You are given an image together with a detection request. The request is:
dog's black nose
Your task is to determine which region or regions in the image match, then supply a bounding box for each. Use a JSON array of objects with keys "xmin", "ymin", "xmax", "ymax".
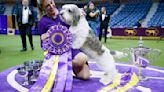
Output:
[{"xmin": 60, "ymin": 12, "xmax": 63, "ymax": 16}]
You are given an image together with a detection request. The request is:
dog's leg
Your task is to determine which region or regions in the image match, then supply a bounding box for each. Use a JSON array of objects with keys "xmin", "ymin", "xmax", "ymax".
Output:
[
  {"xmin": 94, "ymin": 46, "xmax": 118, "ymax": 85},
  {"xmin": 97, "ymin": 54, "xmax": 118, "ymax": 85},
  {"xmin": 110, "ymin": 50, "xmax": 128, "ymax": 59}
]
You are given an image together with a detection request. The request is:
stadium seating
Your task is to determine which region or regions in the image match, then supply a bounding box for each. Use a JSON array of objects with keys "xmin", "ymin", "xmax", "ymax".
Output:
[
  {"xmin": 0, "ymin": 4, "xmax": 5, "ymax": 15},
  {"xmin": 12, "ymin": 4, "xmax": 18, "ymax": 15},
  {"xmin": 110, "ymin": 1, "xmax": 152, "ymax": 28},
  {"xmin": 147, "ymin": 2, "xmax": 164, "ymax": 27},
  {"xmin": 97, "ymin": 3, "xmax": 120, "ymax": 15}
]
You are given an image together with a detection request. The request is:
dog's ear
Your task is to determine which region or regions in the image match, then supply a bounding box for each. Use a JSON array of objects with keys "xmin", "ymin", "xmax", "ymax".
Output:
[{"xmin": 72, "ymin": 6, "xmax": 80, "ymax": 26}]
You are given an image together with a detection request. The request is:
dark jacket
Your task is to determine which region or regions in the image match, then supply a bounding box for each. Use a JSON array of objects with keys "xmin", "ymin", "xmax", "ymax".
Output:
[
  {"xmin": 16, "ymin": 5, "xmax": 35, "ymax": 26},
  {"xmin": 99, "ymin": 13, "xmax": 110, "ymax": 27},
  {"xmin": 86, "ymin": 8, "xmax": 99, "ymax": 22}
]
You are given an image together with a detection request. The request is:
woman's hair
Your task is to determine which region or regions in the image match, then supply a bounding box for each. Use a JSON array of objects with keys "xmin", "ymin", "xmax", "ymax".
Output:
[
  {"xmin": 37, "ymin": 0, "xmax": 44, "ymax": 19},
  {"xmin": 37, "ymin": 0, "xmax": 58, "ymax": 19}
]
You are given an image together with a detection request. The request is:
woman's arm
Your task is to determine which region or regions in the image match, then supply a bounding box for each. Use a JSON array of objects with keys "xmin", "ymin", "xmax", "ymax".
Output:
[{"xmin": 89, "ymin": 10, "xmax": 99, "ymax": 17}]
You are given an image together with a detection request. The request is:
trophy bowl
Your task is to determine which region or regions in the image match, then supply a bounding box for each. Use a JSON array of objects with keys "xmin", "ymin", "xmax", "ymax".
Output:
[
  {"xmin": 122, "ymin": 37, "xmax": 161, "ymax": 81},
  {"xmin": 17, "ymin": 67, "xmax": 29, "ymax": 85}
]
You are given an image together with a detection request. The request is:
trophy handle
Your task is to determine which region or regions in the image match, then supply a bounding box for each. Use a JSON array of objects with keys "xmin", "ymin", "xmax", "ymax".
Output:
[
  {"xmin": 149, "ymin": 49, "xmax": 161, "ymax": 62},
  {"xmin": 122, "ymin": 48, "xmax": 132, "ymax": 62}
]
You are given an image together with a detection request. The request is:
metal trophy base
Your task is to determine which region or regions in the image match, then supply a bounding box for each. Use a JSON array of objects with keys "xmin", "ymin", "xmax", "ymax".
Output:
[
  {"xmin": 122, "ymin": 37, "xmax": 161, "ymax": 82},
  {"xmin": 22, "ymin": 81, "xmax": 29, "ymax": 86},
  {"xmin": 137, "ymin": 66, "xmax": 149, "ymax": 81}
]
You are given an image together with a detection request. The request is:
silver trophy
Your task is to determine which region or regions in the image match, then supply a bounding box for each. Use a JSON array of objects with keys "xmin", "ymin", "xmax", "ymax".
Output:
[
  {"xmin": 30, "ymin": 60, "xmax": 40, "ymax": 82},
  {"xmin": 17, "ymin": 67, "xmax": 29, "ymax": 85},
  {"xmin": 17, "ymin": 60, "xmax": 43, "ymax": 85},
  {"xmin": 122, "ymin": 37, "xmax": 161, "ymax": 81}
]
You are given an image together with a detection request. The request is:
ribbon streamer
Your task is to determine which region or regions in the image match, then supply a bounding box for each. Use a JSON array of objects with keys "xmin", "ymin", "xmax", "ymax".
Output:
[
  {"xmin": 52, "ymin": 51, "xmax": 70, "ymax": 92},
  {"xmin": 29, "ymin": 55, "xmax": 57, "ymax": 92},
  {"xmin": 41, "ymin": 55, "xmax": 59, "ymax": 92},
  {"xmin": 64, "ymin": 51, "xmax": 73, "ymax": 92},
  {"xmin": 30, "ymin": 24, "xmax": 73, "ymax": 92}
]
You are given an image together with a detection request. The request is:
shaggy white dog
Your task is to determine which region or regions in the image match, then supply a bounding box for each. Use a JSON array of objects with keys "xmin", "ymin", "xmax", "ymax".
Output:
[{"xmin": 60, "ymin": 4, "xmax": 125, "ymax": 85}]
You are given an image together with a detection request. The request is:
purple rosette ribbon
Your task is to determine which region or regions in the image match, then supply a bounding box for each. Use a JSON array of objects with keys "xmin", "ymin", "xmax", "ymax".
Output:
[
  {"xmin": 42, "ymin": 24, "xmax": 73, "ymax": 55},
  {"xmin": 29, "ymin": 24, "xmax": 73, "ymax": 92}
]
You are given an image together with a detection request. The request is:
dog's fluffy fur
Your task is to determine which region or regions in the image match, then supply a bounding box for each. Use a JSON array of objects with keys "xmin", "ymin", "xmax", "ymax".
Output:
[{"xmin": 60, "ymin": 4, "xmax": 125, "ymax": 84}]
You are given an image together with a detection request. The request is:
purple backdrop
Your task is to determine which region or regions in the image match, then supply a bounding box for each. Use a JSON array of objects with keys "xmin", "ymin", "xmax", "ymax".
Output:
[
  {"xmin": 111, "ymin": 27, "xmax": 164, "ymax": 37},
  {"xmin": 0, "ymin": 15, "xmax": 7, "ymax": 34}
]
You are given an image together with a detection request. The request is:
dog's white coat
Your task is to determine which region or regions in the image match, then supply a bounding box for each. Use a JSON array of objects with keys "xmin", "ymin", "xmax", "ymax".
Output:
[{"xmin": 60, "ymin": 4, "xmax": 125, "ymax": 84}]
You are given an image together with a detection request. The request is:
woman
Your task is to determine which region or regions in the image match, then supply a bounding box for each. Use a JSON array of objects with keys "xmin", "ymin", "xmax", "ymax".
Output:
[
  {"xmin": 86, "ymin": 2, "xmax": 99, "ymax": 36},
  {"xmin": 38, "ymin": 0, "xmax": 90, "ymax": 80}
]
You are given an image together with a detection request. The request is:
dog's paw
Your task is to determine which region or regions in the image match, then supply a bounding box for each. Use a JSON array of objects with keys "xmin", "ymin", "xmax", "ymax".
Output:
[
  {"xmin": 99, "ymin": 75, "xmax": 113, "ymax": 85},
  {"xmin": 113, "ymin": 51, "xmax": 128, "ymax": 59}
]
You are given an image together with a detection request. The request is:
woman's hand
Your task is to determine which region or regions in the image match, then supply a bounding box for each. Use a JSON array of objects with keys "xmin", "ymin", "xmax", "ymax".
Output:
[{"xmin": 41, "ymin": 33, "xmax": 49, "ymax": 40}]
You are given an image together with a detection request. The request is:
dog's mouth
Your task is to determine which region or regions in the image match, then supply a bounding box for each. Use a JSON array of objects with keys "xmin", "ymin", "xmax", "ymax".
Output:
[
  {"xmin": 60, "ymin": 14, "xmax": 67, "ymax": 23},
  {"xmin": 60, "ymin": 15, "xmax": 65, "ymax": 21},
  {"xmin": 60, "ymin": 15, "xmax": 72, "ymax": 25}
]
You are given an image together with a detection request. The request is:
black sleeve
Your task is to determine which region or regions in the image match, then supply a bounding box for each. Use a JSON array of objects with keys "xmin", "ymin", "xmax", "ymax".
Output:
[
  {"xmin": 16, "ymin": 6, "xmax": 21, "ymax": 25},
  {"xmin": 86, "ymin": 10, "xmax": 90, "ymax": 16},
  {"xmin": 29, "ymin": 6, "xmax": 35, "ymax": 25},
  {"xmin": 99, "ymin": 14, "xmax": 102, "ymax": 22},
  {"xmin": 107, "ymin": 14, "xmax": 110, "ymax": 23}
]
